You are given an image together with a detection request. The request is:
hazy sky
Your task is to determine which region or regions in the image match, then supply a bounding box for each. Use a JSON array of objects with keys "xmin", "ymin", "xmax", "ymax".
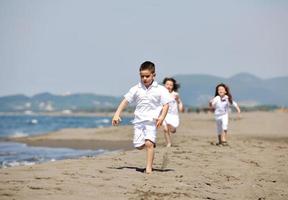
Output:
[{"xmin": 0, "ymin": 0, "xmax": 287, "ymax": 96}]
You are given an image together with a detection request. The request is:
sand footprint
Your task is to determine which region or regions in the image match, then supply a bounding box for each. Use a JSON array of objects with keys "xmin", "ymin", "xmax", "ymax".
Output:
[
  {"xmin": 240, "ymin": 159, "xmax": 261, "ymax": 167},
  {"xmin": 161, "ymin": 151, "xmax": 169, "ymax": 170}
]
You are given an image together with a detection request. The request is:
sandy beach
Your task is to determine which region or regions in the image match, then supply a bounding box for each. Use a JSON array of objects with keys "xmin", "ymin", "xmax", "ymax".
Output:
[{"xmin": 0, "ymin": 111, "xmax": 288, "ymax": 200}]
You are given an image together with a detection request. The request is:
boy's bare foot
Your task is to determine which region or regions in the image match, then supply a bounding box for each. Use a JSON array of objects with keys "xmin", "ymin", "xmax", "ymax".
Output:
[
  {"xmin": 145, "ymin": 168, "xmax": 152, "ymax": 174},
  {"xmin": 166, "ymin": 143, "xmax": 171, "ymax": 147}
]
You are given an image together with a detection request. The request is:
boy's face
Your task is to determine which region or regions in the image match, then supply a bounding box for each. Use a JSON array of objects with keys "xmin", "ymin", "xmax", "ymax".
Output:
[{"xmin": 140, "ymin": 69, "xmax": 155, "ymax": 88}]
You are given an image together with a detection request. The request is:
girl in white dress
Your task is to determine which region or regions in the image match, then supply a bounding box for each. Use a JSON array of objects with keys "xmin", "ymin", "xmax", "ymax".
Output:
[
  {"xmin": 162, "ymin": 77, "xmax": 185, "ymax": 147},
  {"xmin": 209, "ymin": 83, "xmax": 241, "ymax": 146}
]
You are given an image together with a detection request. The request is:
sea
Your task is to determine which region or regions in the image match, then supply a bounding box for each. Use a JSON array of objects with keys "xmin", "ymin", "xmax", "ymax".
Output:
[{"xmin": 0, "ymin": 114, "xmax": 133, "ymax": 168}]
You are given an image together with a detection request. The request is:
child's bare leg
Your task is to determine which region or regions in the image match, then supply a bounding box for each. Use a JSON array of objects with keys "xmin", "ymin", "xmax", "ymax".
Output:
[
  {"xmin": 220, "ymin": 132, "xmax": 226, "ymax": 143},
  {"xmin": 136, "ymin": 145, "xmax": 145, "ymax": 150},
  {"xmin": 168, "ymin": 124, "xmax": 176, "ymax": 133},
  {"xmin": 145, "ymin": 140, "xmax": 154, "ymax": 174},
  {"xmin": 217, "ymin": 135, "xmax": 222, "ymax": 144},
  {"xmin": 163, "ymin": 126, "xmax": 172, "ymax": 147},
  {"xmin": 222, "ymin": 130, "xmax": 227, "ymax": 142}
]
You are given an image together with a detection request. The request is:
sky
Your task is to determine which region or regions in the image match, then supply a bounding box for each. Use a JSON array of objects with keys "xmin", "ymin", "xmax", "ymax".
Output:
[{"xmin": 0, "ymin": 0, "xmax": 287, "ymax": 97}]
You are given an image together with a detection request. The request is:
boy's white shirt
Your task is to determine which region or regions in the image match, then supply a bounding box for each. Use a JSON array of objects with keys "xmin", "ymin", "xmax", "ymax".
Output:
[
  {"xmin": 124, "ymin": 81, "xmax": 172, "ymax": 124},
  {"xmin": 210, "ymin": 95, "xmax": 238, "ymax": 116}
]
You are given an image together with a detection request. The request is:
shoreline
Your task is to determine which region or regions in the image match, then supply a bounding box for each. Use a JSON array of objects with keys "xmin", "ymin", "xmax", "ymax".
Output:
[
  {"xmin": 4, "ymin": 125, "xmax": 136, "ymax": 151},
  {"xmin": 4, "ymin": 138, "xmax": 133, "ymax": 151},
  {"xmin": 2, "ymin": 111, "xmax": 288, "ymax": 151}
]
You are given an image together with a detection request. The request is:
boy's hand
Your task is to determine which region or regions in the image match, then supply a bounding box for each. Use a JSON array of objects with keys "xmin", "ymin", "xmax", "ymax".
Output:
[
  {"xmin": 112, "ymin": 116, "xmax": 121, "ymax": 126},
  {"xmin": 156, "ymin": 117, "xmax": 164, "ymax": 128}
]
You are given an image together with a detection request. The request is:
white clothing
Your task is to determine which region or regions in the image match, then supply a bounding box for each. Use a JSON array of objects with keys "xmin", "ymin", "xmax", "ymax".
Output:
[
  {"xmin": 167, "ymin": 91, "xmax": 180, "ymax": 115},
  {"xmin": 215, "ymin": 114, "xmax": 228, "ymax": 135},
  {"xmin": 163, "ymin": 114, "xmax": 179, "ymax": 128},
  {"xmin": 124, "ymin": 81, "xmax": 172, "ymax": 124},
  {"xmin": 163, "ymin": 91, "xmax": 180, "ymax": 128},
  {"xmin": 133, "ymin": 121, "xmax": 157, "ymax": 147},
  {"xmin": 210, "ymin": 95, "xmax": 238, "ymax": 134},
  {"xmin": 210, "ymin": 95, "xmax": 238, "ymax": 117}
]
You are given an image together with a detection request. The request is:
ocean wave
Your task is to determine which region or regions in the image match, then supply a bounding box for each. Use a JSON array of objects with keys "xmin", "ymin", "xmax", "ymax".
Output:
[
  {"xmin": 0, "ymin": 143, "xmax": 109, "ymax": 168},
  {"xmin": 95, "ymin": 118, "xmax": 110, "ymax": 124},
  {"xmin": 28, "ymin": 119, "xmax": 38, "ymax": 124},
  {"xmin": 9, "ymin": 132, "xmax": 29, "ymax": 138},
  {"xmin": 1, "ymin": 160, "xmax": 36, "ymax": 168}
]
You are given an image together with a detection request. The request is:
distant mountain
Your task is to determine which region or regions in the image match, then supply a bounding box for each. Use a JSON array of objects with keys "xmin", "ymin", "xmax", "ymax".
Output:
[
  {"xmin": 174, "ymin": 73, "xmax": 288, "ymax": 107},
  {"xmin": 0, "ymin": 93, "xmax": 121, "ymax": 113},
  {"xmin": 0, "ymin": 73, "xmax": 287, "ymax": 113}
]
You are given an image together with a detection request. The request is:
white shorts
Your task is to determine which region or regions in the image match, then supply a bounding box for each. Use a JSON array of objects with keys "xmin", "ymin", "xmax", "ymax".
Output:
[
  {"xmin": 163, "ymin": 114, "xmax": 179, "ymax": 128},
  {"xmin": 215, "ymin": 114, "xmax": 228, "ymax": 135},
  {"xmin": 133, "ymin": 121, "xmax": 157, "ymax": 148}
]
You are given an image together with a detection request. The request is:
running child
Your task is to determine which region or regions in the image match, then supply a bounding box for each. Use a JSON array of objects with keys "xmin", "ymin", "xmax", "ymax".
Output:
[
  {"xmin": 162, "ymin": 77, "xmax": 184, "ymax": 147},
  {"xmin": 209, "ymin": 83, "xmax": 241, "ymax": 146},
  {"xmin": 112, "ymin": 61, "xmax": 171, "ymax": 174}
]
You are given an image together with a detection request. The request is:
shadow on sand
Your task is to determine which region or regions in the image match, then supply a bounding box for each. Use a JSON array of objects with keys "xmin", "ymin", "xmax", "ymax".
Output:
[{"xmin": 109, "ymin": 166, "xmax": 175, "ymax": 173}]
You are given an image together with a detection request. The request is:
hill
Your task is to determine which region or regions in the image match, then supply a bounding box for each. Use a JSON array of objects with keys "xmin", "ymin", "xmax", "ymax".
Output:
[
  {"xmin": 174, "ymin": 73, "xmax": 288, "ymax": 107},
  {"xmin": 0, "ymin": 73, "xmax": 287, "ymax": 113},
  {"xmin": 0, "ymin": 93, "xmax": 121, "ymax": 113}
]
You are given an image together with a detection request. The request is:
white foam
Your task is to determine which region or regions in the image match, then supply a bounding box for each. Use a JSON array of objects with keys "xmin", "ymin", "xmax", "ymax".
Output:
[
  {"xmin": 95, "ymin": 118, "xmax": 110, "ymax": 124},
  {"xmin": 1, "ymin": 160, "xmax": 36, "ymax": 168},
  {"xmin": 9, "ymin": 132, "xmax": 29, "ymax": 138},
  {"xmin": 31, "ymin": 119, "xmax": 38, "ymax": 124}
]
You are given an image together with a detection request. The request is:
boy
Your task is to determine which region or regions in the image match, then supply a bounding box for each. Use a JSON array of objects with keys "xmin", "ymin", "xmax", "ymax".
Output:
[{"xmin": 112, "ymin": 61, "xmax": 171, "ymax": 174}]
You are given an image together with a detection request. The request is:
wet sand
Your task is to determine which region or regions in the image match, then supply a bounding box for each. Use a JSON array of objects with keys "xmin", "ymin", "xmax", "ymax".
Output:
[{"xmin": 1, "ymin": 112, "xmax": 288, "ymax": 200}]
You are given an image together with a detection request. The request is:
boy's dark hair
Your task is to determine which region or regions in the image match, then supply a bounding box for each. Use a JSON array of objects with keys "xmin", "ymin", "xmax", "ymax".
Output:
[
  {"xmin": 214, "ymin": 83, "xmax": 233, "ymax": 104},
  {"xmin": 139, "ymin": 61, "xmax": 155, "ymax": 73},
  {"xmin": 162, "ymin": 77, "xmax": 180, "ymax": 92}
]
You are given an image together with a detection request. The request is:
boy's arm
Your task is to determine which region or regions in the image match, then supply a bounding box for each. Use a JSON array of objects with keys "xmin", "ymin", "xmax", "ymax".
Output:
[
  {"xmin": 112, "ymin": 99, "xmax": 129, "ymax": 126},
  {"xmin": 156, "ymin": 103, "xmax": 169, "ymax": 128}
]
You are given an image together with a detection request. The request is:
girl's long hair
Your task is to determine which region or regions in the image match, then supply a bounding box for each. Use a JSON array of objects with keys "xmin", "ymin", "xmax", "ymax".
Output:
[
  {"xmin": 214, "ymin": 83, "xmax": 233, "ymax": 104},
  {"xmin": 162, "ymin": 77, "xmax": 180, "ymax": 92}
]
